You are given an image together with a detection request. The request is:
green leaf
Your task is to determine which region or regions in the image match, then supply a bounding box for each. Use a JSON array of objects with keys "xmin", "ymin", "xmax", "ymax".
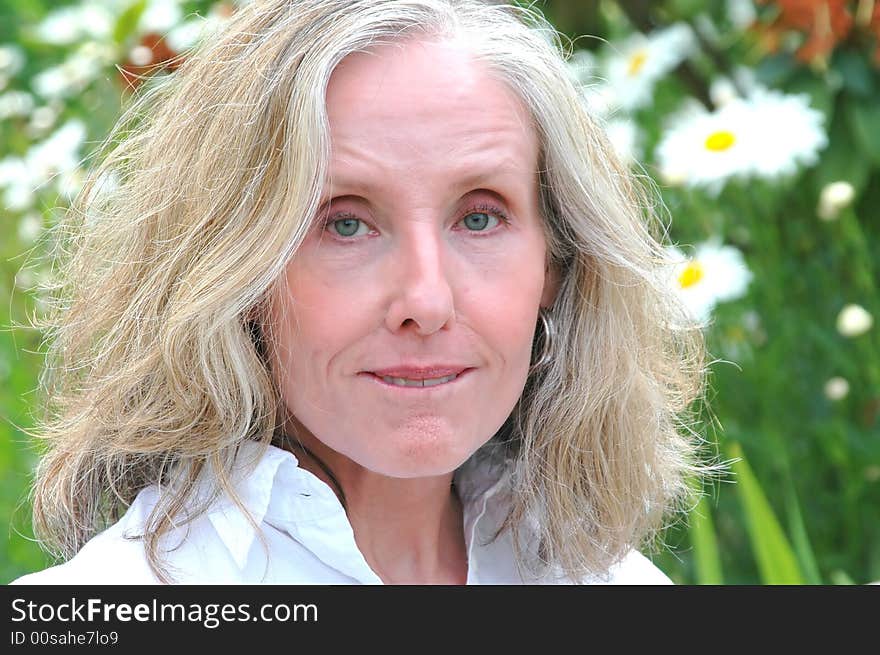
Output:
[
  {"xmin": 783, "ymin": 476, "xmax": 823, "ymax": 584},
  {"xmin": 665, "ymin": 0, "xmax": 704, "ymax": 20},
  {"xmin": 689, "ymin": 491, "xmax": 724, "ymax": 585},
  {"xmin": 829, "ymin": 570, "xmax": 856, "ymax": 585},
  {"xmin": 113, "ymin": 0, "xmax": 148, "ymax": 45},
  {"xmin": 754, "ymin": 54, "xmax": 796, "ymax": 88},
  {"xmin": 785, "ymin": 70, "xmax": 835, "ymax": 122},
  {"xmin": 847, "ymin": 96, "xmax": 880, "ymax": 165},
  {"xmin": 727, "ymin": 442, "xmax": 805, "ymax": 584},
  {"xmin": 831, "ymin": 48, "xmax": 875, "ymax": 97},
  {"xmin": 814, "ymin": 109, "xmax": 871, "ymax": 192}
]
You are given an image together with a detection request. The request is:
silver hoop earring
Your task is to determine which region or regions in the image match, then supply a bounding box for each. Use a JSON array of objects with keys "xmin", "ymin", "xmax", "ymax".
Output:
[{"xmin": 530, "ymin": 308, "xmax": 555, "ymax": 371}]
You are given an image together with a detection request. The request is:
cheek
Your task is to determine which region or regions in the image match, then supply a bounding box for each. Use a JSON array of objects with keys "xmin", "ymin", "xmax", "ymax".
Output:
[
  {"xmin": 269, "ymin": 266, "xmax": 366, "ymax": 386},
  {"xmin": 461, "ymin": 243, "xmax": 547, "ymax": 352},
  {"xmin": 477, "ymin": 282, "xmax": 542, "ymax": 369}
]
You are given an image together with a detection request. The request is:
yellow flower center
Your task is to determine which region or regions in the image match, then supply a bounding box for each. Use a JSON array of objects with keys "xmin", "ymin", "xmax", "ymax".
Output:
[
  {"xmin": 705, "ymin": 130, "xmax": 736, "ymax": 152},
  {"xmin": 627, "ymin": 50, "xmax": 648, "ymax": 76},
  {"xmin": 678, "ymin": 261, "xmax": 704, "ymax": 289}
]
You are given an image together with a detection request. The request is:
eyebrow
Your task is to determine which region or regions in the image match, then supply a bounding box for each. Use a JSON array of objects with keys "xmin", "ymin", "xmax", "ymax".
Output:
[
  {"xmin": 454, "ymin": 163, "xmax": 527, "ymax": 190},
  {"xmin": 324, "ymin": 160, "xmax": 530, "ymax": 197}
]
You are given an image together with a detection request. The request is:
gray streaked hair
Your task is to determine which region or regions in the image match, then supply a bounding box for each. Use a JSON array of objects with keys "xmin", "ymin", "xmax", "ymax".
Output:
[{"xmin": 30, "ymin": 0, "xmax": 712, "ymax": 582}]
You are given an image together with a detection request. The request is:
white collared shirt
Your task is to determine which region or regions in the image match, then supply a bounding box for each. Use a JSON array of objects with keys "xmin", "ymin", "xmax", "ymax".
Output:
[{"xmin": 12, "ymin": 441, "xmax": 671, "ymax": 585}]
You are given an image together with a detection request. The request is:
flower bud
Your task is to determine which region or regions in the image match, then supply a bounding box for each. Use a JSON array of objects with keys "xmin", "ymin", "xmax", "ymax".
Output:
[
  {"xmin": 709, "ymin": 78, "xmax": 738, "ymax": 107},
  {"xmin": 129, "ymin": 45, "xmax": 155, "ymax": 67},
  {"xmin": 817, "ymin": 181, "xmax": 855, "ymax": 221},
  {"xmin": 823, "ymin": 376, "xmax": 849, "ymax": 401},
  {"xmin": 836, "ymin": 303, "xmax": 873, "ymax": 337}
]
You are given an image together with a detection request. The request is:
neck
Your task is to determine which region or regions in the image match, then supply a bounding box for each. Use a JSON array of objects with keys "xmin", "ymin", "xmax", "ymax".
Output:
[{"xmin": 278, "ymin": 424, "xmax": 469, "ymax": 585}]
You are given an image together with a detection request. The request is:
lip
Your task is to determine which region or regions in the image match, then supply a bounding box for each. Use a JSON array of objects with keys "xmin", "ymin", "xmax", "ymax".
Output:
[
  {"xmin": 367, "ymin": 365, "xmax": 470, "ymax": 378},
  {"xmin": 358, "ymin": 367, "xmax": 474, "ymax": 390}
]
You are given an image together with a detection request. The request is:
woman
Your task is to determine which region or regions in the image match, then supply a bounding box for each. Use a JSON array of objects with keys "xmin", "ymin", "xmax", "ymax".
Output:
[{"xmin": 14, "ymin": 0, "xmax": 708, "ymax": 584}]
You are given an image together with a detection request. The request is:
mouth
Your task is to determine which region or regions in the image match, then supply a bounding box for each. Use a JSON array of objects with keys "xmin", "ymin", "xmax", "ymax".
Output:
[{"xmin": 360, "ymin": 368, "xmax": 473, "ymax": 389}]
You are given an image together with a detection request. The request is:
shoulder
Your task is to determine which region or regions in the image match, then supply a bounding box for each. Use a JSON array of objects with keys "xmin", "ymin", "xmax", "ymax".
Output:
[
  {"xmin": 597, "ymin": 549, "xmax": 673, "ymax": 585},
  {"xmin": 10, "ymin": 443, "xmax": 296, "ymax": 585},
  {"xmin": 11, "ymin": 487, "xmax": 171, "ymax": 585},
  {"xmin": 537, "ymin": 549, "xmax": 672, "ymax": 585}
]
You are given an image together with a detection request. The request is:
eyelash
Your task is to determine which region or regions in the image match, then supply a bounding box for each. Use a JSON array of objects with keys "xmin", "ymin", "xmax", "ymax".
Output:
[{"xmin": 320, "ymin": 203, "xmax": 510, "ymax": 241}]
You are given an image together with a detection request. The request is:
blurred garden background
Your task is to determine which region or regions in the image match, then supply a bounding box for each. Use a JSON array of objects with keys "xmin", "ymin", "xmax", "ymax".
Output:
[{"xmin": 1, "ymin": 0, "xmax": 878, "ymax": 584}]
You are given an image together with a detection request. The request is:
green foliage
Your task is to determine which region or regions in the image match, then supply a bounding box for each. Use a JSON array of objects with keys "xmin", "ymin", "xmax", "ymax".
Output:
[
  {"xmin": 727, "ymin": 442, "xmax": 804, "ymax": 584},
  {"xmin": 689, "ymin": 490, "xmax": 724, "ymax": 585},
  {"xmin": 113, "ymin": 0, "xmax": 149, "ymax": 45},
  {"xmin": 847, "ymin": 94, "xmax": 880, "ymax": 165},
  {"xmin": 1, "ymin": 0, "xmax": 878, "ymax": 585}
]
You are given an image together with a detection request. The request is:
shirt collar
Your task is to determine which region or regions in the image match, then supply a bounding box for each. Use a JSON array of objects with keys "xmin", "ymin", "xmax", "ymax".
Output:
[{"xmin": 202, "ymin": 440, "xmax": 513, "ymax": 576}]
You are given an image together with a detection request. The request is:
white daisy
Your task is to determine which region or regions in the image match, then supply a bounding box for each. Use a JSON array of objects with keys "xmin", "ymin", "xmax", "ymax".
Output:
[
  {"xmin": 604, "ymin": 23, "xmax": 696, "ymax": 111},
  {"xmin": 28, "ymin": 105, "xmax": 61, "ymax": 137},
  {"xmin": 0, "ymin": 45, "xmax": 25, "ymax": 77},
  {"xmin": 0, "ymin": 157, "xmax": 34, "ymax": 211},
  {"xmin": 33, "ymin": 2, "xmax": 115, "ymax": 45},
  {"xmin": 139, "ymin": 0, "xmax": 184, "ymax": 34},
  {"xmin": 33, "ymin": 0, "xmax": 190, "ymax": 47},
  {"xmin": 581, "ymin": 83, "xmax": 617, "ymax": 119},
  {"xmin": 18, "ymin": 213, "xmax": 43, "ymax": 243},
  {"xmin": 655, "ymin": 99, "xmax": 755, "ymax": 194},
  {"xmin": 746, "ymin": 89, "xmax": 827, "ymax": 178},
  {"xmin": 655, "ymin": 89, "xmax": 826, "ymax": 193},
  {"xmin": 166, "ymin": 4, "xmax": 236, "ymax": 52},
  {"xmin": 29, "ymin": 120, "xmax": 87, "ymax": 180},
  {"xmin": 32, "ymin": 41, "xmax": 116, "ymax": 100},
  {"xmin": 566, "ymin": 49, "xmax": 597, "ymax": 87},
  {"xmin": 664, "ymin": 237, "xmax": 753, "ymax": 326},
  {"xmin": 727, "ymin": 0, "xmax": 758, "ymax": 30},
  {"xmin": 567, "ymin": 49, "xmax": 616, "ymax": 117},
  {"xmin": 32, "ymin": 65, "xmax": 82, "ymax": 100},
  {"xmin": 603, "ymin": 117, "xmax": 641, "ymax": 166},
  {"xmin": 0, "ymin": 120, "xmax": 87, "ymax": 211},
  {"xmin": 165, "ymin": 17, "xmax": 212, "ymax": 53},
  {"xmin": 0, "ymin": 90, "xmax": 34, "ymax": 120}
]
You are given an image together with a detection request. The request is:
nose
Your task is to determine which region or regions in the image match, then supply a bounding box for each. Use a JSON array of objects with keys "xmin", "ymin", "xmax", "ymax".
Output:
[{"xmin": 384, "ymin": 224, "xmax": 455, "ymax": 336}]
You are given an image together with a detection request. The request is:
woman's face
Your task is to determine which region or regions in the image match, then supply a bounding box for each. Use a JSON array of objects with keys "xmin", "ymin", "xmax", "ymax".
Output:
[{"xmin": 270, "ymin": 38, "xmax": 557, "ymax": 478}]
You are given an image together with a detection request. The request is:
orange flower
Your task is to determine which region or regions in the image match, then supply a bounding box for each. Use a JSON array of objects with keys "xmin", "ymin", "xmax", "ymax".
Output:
[
  {"xmin": 757, "ymin": 0, "xmax": 854, "ymax": 63},
  {"xmin": 119, "ymin": 33, "xmax": 182, "ymax": 91},
  {"xmin": 870, "ymin": 2, "xmax": 880, "ymax": 65}
]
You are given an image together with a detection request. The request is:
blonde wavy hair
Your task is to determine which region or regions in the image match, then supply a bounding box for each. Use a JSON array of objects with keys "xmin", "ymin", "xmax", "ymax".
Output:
[{"xmin": 30, "ymin": 0, "xmax": 713, "ymax": 583}]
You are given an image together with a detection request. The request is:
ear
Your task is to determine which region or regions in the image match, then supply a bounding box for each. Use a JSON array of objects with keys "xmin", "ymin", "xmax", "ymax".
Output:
[{"xmin": 540, "ymin": 260, "xmax": 561, "ymax": 309}]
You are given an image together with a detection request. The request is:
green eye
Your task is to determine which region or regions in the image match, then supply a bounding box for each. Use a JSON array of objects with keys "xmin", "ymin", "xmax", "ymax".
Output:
[
  {"xmin": 330, "ymin": 217, "xmax": 367, "ymax": 237},
  {"xmin": 462, "ymin": 212, "xmax": 499, "ymax": 231}
]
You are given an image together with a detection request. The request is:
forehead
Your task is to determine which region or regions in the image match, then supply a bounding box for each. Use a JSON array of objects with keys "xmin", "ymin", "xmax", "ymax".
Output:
[{"xmin": 324, "ymin": 38, "xmax": 539, "ymax": 185}]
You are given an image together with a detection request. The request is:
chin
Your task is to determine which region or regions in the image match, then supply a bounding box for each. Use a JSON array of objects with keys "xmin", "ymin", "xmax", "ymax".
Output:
[{"xmin": 362, "ymin": 423, "xmax": 485, "ymax": 479}]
